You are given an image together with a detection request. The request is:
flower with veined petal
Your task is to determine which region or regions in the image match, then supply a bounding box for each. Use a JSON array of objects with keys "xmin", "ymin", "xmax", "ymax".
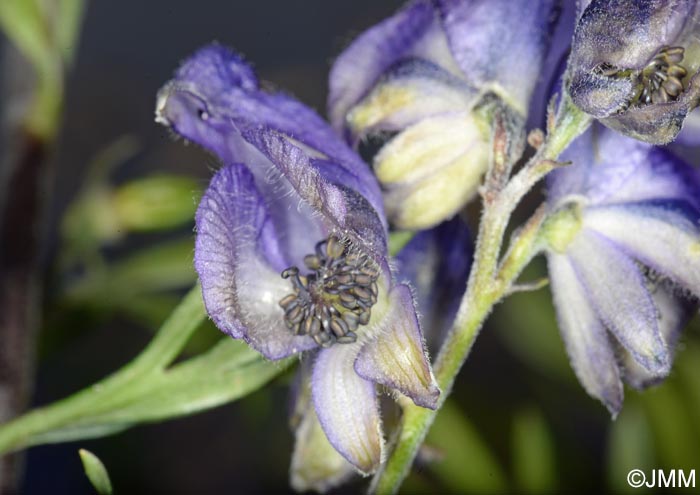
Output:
[
  {"xmin": 329, "ymin": 0, "xmax": 560, "ymax": 229},
  {"xmin": 568, "ymin": 0, "xmax": 700, "ymax": 144},
  {"xmin": 155, "ymin": 44, "xmax": 440, "ymax": 477},
  {"xmin": 544, "ymin": 124, "xmax": 700, "ymax": 415}
]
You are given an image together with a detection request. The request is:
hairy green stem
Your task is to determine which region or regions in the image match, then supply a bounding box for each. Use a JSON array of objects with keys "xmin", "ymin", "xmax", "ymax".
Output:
[{"xmin": 371, "ymin": 97, "xmax": 591, "ymax": 495}]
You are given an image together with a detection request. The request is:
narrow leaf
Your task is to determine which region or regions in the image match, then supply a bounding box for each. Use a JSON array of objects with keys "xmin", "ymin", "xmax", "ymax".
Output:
[{"xmin": 78, "ymin": 449, "xmax": 113, "ymax": 495}]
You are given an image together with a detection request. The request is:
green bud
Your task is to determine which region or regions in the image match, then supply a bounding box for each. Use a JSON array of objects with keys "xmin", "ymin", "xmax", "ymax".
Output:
[
  {"xmin": 78, "ymin": 449, "xmax": 113, "ymax": 495},
  {"xmin": 541, "ymin": 201, "xmax": 584, "ymax": 253},
  {"xmin": 374, "ymin": 112, "xmax": 490, "ymax": 230},
  {"xmin": 113, "ymin": 175, "xmax": 200, "ymax": 232}
]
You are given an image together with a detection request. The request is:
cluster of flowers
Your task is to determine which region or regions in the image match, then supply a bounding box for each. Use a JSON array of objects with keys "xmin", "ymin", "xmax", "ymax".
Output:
[{"xmin": 155, "ymin": 0, "xmax": 700, "ymax": 490}]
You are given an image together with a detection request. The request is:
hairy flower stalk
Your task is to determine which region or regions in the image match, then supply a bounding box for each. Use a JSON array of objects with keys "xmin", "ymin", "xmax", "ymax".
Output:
[
  {"xmin": 371, "ymin": 97, "xmax": 591, "ymax": 494},
  {"xmin": 156, "ymin": 44, "xmax": 441, "ymax": 485},
  {"xmin": 329, "ymin": 0, "xmax": 560, "ymax": 229}
]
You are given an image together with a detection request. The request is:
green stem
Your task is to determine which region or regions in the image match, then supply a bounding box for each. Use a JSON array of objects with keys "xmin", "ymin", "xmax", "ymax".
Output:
[
  {"xmin": 0, "ymin": 285, "xmax": 206, "ymax": 455},
  {"xmin": 371, "ymin": 97, "xmax": 591, "ymax": 495}
]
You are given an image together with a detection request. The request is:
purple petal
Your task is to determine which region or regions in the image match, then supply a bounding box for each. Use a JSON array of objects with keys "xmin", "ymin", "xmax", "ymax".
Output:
[
  {"xmin": 328, "ymin": 0, "xmax": 437, "ymax": 131},
  {"xmin": 621, "ymin": 283, "xmax": 694, "ymax": 389},
  {"xmin": 567, "ymin": 229, "xmax": 668, "ymax": 374},
  {"xmin": 394, "ymin": 218, "xmax": 472, "ymax": 350},
  {"xmin": 547, "ymin": 252, "xmax": 623, "ymax": 415},
  {"xmin": 549, "ymin": 125, "xmax": 700, "ymax": 209},
  {"xmin": 354, "ymin": 284, "xmax": 440, "ymax": 409},
  {"xmin": 599, "ymin": 81, "xmax": 700, "ymax": 145},
  {"xmin": 195, "ymin": 163, "xmax": 317, "ymax": 359},
  {"xmin": 583, "ymin": 202, "xmax": 700, "ymax": 296},
  {"xmin": 676, "ymin": 108, "xmax": 700, "ymax": 146},
  {"xmin": 157, "ymin": 43, "xmax": 386, "ymax": 223},
  {"xmin": 242, "ymin": 128, "xmax": 388, "ymax": 260},
  {"xmin": 436, "ymin": 0, "xmax": 560, "ymax": 112},
  {"xmin": 312, "ymin": 344, "xmax": 382, "ymax": 474}
]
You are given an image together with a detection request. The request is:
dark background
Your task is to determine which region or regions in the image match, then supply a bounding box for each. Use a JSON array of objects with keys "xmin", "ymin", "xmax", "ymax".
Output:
[{"xmin": 3, "ymin": 1, "xmax": 697, "ymax": 494}]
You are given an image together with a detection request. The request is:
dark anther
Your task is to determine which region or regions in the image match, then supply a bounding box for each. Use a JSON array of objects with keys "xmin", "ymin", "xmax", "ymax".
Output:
[
  {"xmin": 637, "ymin": 46, "xmax": 687, "ymax": 105},
  {"xmin": 278, "ymin": 235, "xmax": 380, "ymax": 347},
  {"xmin": 594, "ymin": 46, "xmax": 689, "ymax": 109}
]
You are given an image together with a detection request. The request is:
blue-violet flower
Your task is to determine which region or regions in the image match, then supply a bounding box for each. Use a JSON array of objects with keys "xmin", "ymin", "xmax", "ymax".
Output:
[
  {"xmin": 328, "ymin": 0, "xmax": 559, "ymax": 229},
  {"xmin": 155, "ymin": 44, "xmax": 440, "ymax": 476},
  {"xmin": 544, "ymin": 124, "xmax": 700, "ymax": 415},
  {"xmin": 568, "ymin": 0, "xmax": 700, "ymax": 144}
]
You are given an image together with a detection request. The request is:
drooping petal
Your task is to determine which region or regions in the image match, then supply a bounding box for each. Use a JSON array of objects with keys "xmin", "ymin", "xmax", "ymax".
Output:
[
  {"xmin": 566, "ymin": 229, "xmax": 668, "ymax": 374},
  {"xmin": 547, "ymin": 252, "xmax": 623, "ymax": 415},
  {"xmin": 583, "ymin": 202, "xmax": 700, "ymax": 296},
  {"xmin": 354, "ymin": 284, "xmax": 440, "ymax": 409},
  {"xmin": 621, "ymin": 282, "xmax": 695, "ymax": 389},
  {"xmin": 374, "ymin": 111, "xmax": 490, "ymax": 229},
  {"xmin": 436, "ymin": 0, "xmax": 560, "ymax": 113},
  {"xmin": 195, "ymin": 163, "xmax": 317, "ymax": 359},
  {"xmin": 327, "ymin": 0, "xmax": 437, "ymax": 131},
  {"xmin": 291, "ymin": 406, "xmax": 357, "ymax": 492},
  {"xmin": 676, "ymin": 108, "xmax": 700, "ymax": 146},
  {"xmin": 394, "ymin": 218, "xmax": 472, "ymax": 350},
  {"xmin": 312, "ymin": 344, "xmax": 382, "ymax": 474}
]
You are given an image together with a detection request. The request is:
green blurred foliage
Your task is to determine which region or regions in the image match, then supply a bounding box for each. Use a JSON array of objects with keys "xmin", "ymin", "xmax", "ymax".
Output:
[{"xmin": 78, "ymin": 449, "xmax": 113, "ymax": 495}]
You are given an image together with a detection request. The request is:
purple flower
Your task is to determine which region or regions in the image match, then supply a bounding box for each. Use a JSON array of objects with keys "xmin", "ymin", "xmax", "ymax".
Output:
[
  {"xmin": 328, "ymin": 0, "xmax": 559, "ymax": 229},
  {"xmin": 155, "ymin": 44, "xmax": 439, "ymax": 475},
  {"xmin": 544, "ymin": 124, "xmax": 700, "ymax": 415},
  {"xmin": 568, "ymin": 0, "xmax": 700, "ymax": 144}
]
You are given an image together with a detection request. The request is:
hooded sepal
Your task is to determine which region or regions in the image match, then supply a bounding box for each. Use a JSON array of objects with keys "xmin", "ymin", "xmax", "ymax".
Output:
[{"xmin": 194, "ymin": 163, "xmax": 318, "ymax": 360}]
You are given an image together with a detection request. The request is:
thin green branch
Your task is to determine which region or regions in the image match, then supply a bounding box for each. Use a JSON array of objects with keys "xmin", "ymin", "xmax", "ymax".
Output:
[{"xmin": 370, "ymin": 95, "xmax": 591, "ymax": 495}]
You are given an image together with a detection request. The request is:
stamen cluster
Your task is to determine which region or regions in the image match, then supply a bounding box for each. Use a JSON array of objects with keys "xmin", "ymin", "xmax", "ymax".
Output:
[{"xmin": 279, "ymin": 236, "xmax": 379, "ymax": 347}]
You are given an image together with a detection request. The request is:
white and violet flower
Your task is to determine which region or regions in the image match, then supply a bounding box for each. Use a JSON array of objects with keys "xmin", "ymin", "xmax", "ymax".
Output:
[
  {"xmin": 155, "ymin": 45, "xmax": 440, "ymax": 476},
  {"xmin": 328, "ymin": 0, "xmax": 560, "ymax": 229},
  {"xmin": 568, "ymin": 0, "xmax": 700, "ymax": 144},
  {"xmin": 544, "ymin": 124, "xmax": 700, "ymax": 415}
]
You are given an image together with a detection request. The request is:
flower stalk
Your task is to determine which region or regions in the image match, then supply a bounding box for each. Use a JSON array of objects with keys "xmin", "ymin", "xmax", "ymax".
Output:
[{"xmin": 370, "ymin": 95, "xmax": 591, "ymax": 495}]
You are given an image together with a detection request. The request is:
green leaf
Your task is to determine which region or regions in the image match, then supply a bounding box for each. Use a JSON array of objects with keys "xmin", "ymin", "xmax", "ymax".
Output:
[
  {"xmin": 78, "ymin": 449, "xmax": 113, "ymax": 495},
  {"xmin": 0, "ymin": 0, "xmax": 52, "ymax": 75},
  {"xmin": 512, "ymin": 407, "xmax": 557, "ymax": 494},
  {"xmin": 65, "ymin": 238, "xmax": 197, "ymax": 305},
  {"xmin": 56, "ymin": 0, "xmax": 86, "ymax": 65},
  {"xmin": 425, "ymin": 400, "xmax": 508, "ymax": 494},
  {"xmin": 0, "ymin": 286, "xmax": 291, "ymax": 455}
]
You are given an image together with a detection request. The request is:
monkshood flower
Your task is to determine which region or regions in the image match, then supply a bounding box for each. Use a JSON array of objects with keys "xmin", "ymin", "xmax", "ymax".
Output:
[
  {"xmin": 329, "ymin": 0, "xmax": 559, "ymax": 229},
  {"xmin": 568, "ymin": 0, "xmax": 700, "ymax": 144},
  {"xmin": 290, "ymin": 218, "xmax": 471, "ymax": 492},
  {"xmin": 155, "ymin": 44, "xmax": 440, "ymax": 475},
  {"xmin": 544, "ymin": 124, "xmax": 700, "ymax": 415}
]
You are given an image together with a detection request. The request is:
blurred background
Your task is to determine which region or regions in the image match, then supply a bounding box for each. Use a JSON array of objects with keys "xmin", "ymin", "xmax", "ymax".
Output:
[{"xmin": 0, "ymin": 1, "xmax": 698, "ymax": 493}]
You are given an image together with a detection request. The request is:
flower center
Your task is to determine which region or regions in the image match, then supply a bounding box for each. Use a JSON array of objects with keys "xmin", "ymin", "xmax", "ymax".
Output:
[
  {"xmin": 278, "ymin": 236, "xmax": 380, "ymax": 348},
  {"xmin": 637, "ymin": 46, "xmax": 687, "ymax": 105},
  {"xmin": 594, "ymin": 46, "xmax": 688, "ymax": 108}
]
